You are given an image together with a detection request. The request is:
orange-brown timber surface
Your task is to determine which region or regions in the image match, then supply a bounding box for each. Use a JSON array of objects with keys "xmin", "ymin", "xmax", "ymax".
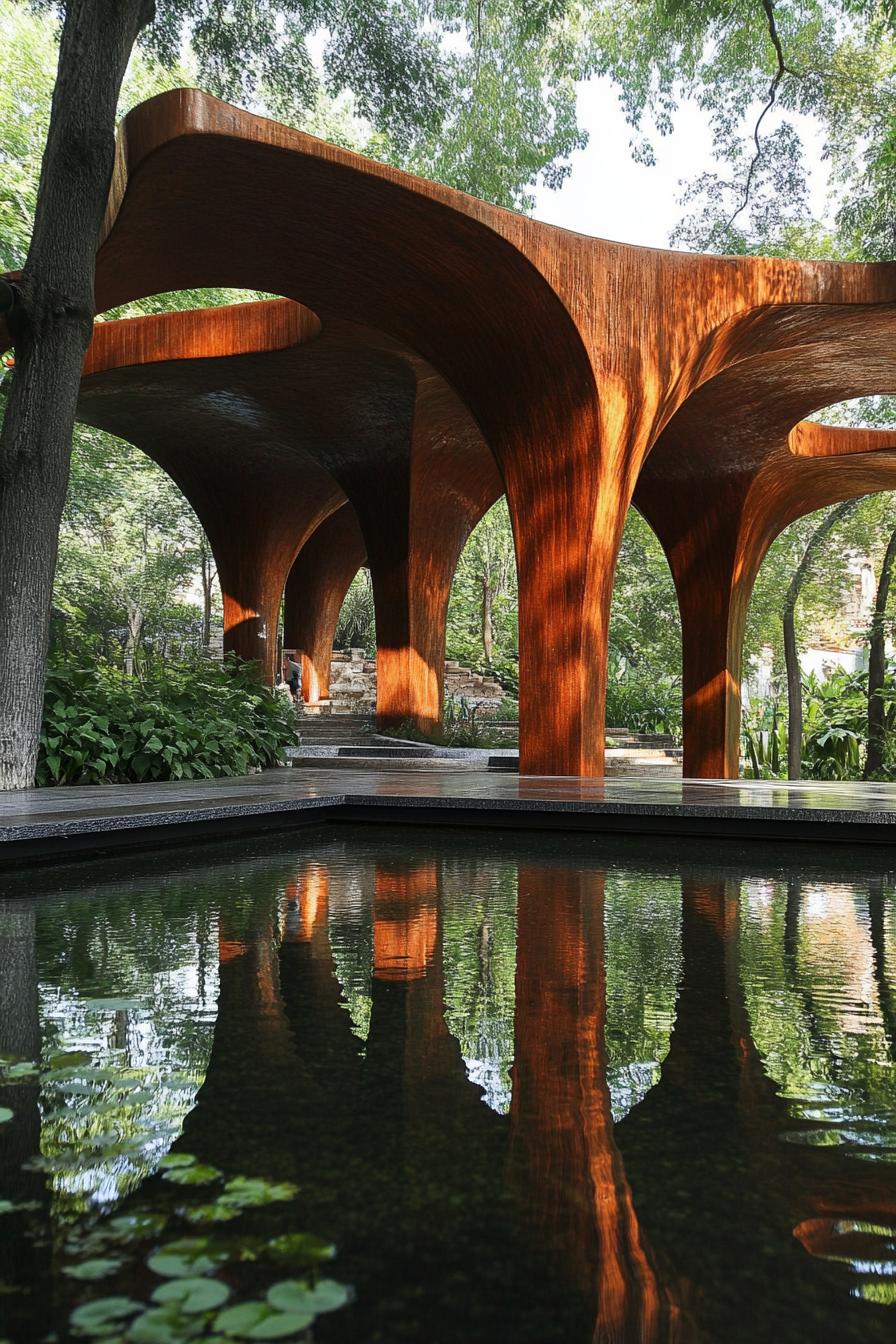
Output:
[
  {"xmin": 637, "ymin": 406, "xmax": 896, "ymax": 777},
  {"xmin": 78, "ymin": 300, "xmax": 501, "ymax": 725},
  {"xmin": 1, "ymin": 89, "xmax": 885, "ymax": 771}
]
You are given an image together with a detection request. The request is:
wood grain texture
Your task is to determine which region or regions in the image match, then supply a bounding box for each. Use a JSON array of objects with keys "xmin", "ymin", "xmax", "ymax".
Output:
[
  {"xmin": 0, "ymin": 89, "xmax": 864, "ymax": 766},
  {"xmin": 84, "ymin": 88, "xmax": 896, "ymax": 773},
  {"xmin": 636, "ymin": 393, "xmax": 896, "ymax": 777},
  {"xmin": 80, "ymin": 299, "xmax": 501, "ymax": 724}
]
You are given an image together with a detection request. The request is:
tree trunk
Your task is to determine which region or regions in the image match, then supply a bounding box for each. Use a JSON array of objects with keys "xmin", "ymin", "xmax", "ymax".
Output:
[
  {"xmin": 864, "ymin": 522, "xmax": 896, "ymax": 779},
  {"xmin": 124, "ymin": 598, "xmax": 144, "ymax": 675},
  {"xmin": 200, "ymin": 542, "xmax": 215, "ymax": 652},
  {"xmin": 482, "ymin": 574, "xmax": 494, "ymax": 664},
  {"xmin": 782, "ymin": 604, "xmax": 802, "ymax": 780},
  {"xmin": 0, "ymin": 0, "xmax": 154, "ymax": 789},
  {"xmin": 783, "ymin": 500, "xmax": 859, "ymax": 780}
]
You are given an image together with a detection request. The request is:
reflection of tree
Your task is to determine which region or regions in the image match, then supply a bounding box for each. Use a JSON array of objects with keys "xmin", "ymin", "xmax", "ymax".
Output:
[
  {"xmin": 868, "ymin": 876, "xmax": 896, "ymax": 1060},
  {"xmin": 747, "ymin": 874, "xmax": 896, "ymax": 1129},
  {"xmin": 0, "ymin": 898, "xmax": 51, "ymax": 1318},
  {"xmin": 440, "ymin": 854, "xmax": 518, "ymax": 1112}
]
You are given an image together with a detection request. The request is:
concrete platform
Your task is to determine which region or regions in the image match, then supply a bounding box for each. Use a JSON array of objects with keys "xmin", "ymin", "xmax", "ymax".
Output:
[{"xmin": 1, "ymin": 768, "xmax": 896, "ymax": 866}]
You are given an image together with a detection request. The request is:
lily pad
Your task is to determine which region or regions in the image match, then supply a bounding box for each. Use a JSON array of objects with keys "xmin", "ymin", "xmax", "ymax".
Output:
[
  {"xmin": 158, "ymin": 1154, "xmax": 196, "ymax": 1170},
  {"xmin": 216, "ymin": 1302, "xmax": 315, "ymax": 1339},
  {"xmin": 248, "ymin": 1310, "xmax": 315, "ymax": 1339},
  {"xmin": 181, "ymin": 1203, "xmax": 241, "ymax": 1226},
  {"xmin": 48, "ymin": 1050, "xmax": 93, "ymax": 1069},
  {"xmin": 152, "ymin": 1278, "xmax": 230, "ymax": 1313},
  {"xmin": 219, "ymin": 1178, "xmax": 297, "ymax": 1209},
  {"xmin": 2, "ymin": 1061, "xmax": 39, "ymax": 1080},
  {"xmin": 109, "ymin": 1213, "xmax": 168, "ymax": 1239},
  {"xmin": 215, "ymin": 1303, "xmax": 268, "ymax": 1336},
  {"xmin": 63, "ymin": 1259, "xmax": 123, "ymax": 1281},
  {"xmin": 0, "ymin": 1109, "xmax": 12, "ymax": 1125},
  {"xmin": 127, "ymin": 1306, "xmax": 205, "ymax": 1343},
  {"xmin": 266, "ymin": 1234, "xmax": 335, "ymax": 1265},
  {"xmin": 70, "ymin": 1296, "xmax": 143, "ymax": 1337},
  {"xmin": 147, "ymin": 1238, "xmax": 227, "ymax": 1279},
  {"xmin": 162, "ymin": 1163, "xmax": 221, "ymax": 1187},
  {"xmin": 301, "ymin": 1279, "xmax": 350, "ymax": 1314}
]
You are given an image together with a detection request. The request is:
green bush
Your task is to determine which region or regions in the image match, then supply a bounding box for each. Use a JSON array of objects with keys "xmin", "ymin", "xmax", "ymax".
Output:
[
  {"xmin": 605, "ymin": 669, "xmax": 682, "ymax": 741},
  {"xmin": 393, "ymin": 696, "xmax": 512, "ymax": 749},
  {"xmin": 742, "ymin": 697, "xmax": 787, "ymax": 779},
  {"xmin": 742, "ymin": 666, "xmax": 896, "ymax": 781},
  {"xmin": 37, "ymin": 655, "xmax": 299, "ymax": 786},
  {"xmin": 800, "ymin": 669, "xmax": 867, "ymax": 780}
]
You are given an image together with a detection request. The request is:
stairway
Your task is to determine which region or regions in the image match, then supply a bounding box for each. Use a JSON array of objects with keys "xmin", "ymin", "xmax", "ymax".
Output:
[{"xmin": 295, "ymin": 714, "xmax": 374, "ymax": 749}]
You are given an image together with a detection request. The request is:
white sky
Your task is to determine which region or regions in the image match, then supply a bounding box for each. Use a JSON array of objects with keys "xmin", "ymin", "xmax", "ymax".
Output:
[{"xmin": 532, "ymin": 76, "xmax": 831, "ymax": 249}]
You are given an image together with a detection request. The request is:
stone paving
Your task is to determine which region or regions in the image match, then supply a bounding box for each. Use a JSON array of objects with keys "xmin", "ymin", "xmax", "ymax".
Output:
[{"xmin": 1, "ymin": 767, "xmax": 896, "ymax": 864}]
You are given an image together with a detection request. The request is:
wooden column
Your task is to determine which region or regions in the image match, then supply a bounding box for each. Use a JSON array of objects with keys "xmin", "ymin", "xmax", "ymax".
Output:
[{"xmin": 500, "ymin": 397, "xmax": 634, "ymax": 777}]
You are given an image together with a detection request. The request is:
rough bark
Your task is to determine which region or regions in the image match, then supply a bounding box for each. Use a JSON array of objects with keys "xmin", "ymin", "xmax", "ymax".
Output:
[
  {"xmin": 783, "ymin": 499, "xmax": 859, "ymax": 780},
  {"xmin": 200, "ymin": 541, "xmax": 215, "ymax": 651},
  {"xmin": 482, "ymin": 573, "xmax": 494, "ymax": 664},
  {"xmin": 864, "ymin": 523, "xmax": 896, "ymax": 779},
  {"xmin": 124, "ymin": 597, "xmax": 144, "ymax": 675},
  {"xmin": 0, "ymin": 0, "xmax": 154, "ymax": 789}
]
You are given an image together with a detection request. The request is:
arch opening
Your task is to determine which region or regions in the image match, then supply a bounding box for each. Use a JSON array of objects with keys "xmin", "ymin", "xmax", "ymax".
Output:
[
  {"xmin": 54, "ymin": 421, "xmax": 223, "ymax": 674},
  {"xmin": 606, "ymin": 506, "xmax": 682, "ymax": 750}
]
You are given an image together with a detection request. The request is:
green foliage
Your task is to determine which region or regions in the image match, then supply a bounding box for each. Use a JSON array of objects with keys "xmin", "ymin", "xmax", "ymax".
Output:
[
  {"xmin": 741, "ymin": 696, "xmax": 786, "ymax": 778},
  {"xmin": 447, "ymin": 499, "xmax": 518, "ymax": 688},
  {"xmin": 52, "ymin": 426, "xmax": 219, "ymax": 670},
  {"xmin": 800, "ymin": 668, "xmax": 869, "ymax": 778},
  {"xmin": 609, "ymin": 509, "xmax": 681, "ymax": 676},
  {"xmin": 334, "ymin": 569, "xmax": 375, "ymax": 652},
  {"xmin": 743, "ymin": 666, "xmax": 896, "ymax": 780},
  {"xmin": 605, "ymin": 665, "xmax": 682, "ymax": 739},
  {"xmin": 36, "ymin": 656, "xmax": 298, "ymax": 786},
  {"xmin": 395, "ymin": 695, "xmax": 510, "ymax": 748}
]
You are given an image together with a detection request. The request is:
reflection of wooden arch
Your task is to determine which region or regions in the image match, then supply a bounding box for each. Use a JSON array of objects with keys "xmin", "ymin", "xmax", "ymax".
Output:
[{"xmin": 74, "ymin": 89, "xmax": 896, "ymax": 771}]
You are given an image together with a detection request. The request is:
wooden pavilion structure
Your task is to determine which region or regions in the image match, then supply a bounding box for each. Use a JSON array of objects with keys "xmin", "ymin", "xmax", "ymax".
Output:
[{"xmin": 61, "ymin": 90, "xmax": 896, "ymax": 776}]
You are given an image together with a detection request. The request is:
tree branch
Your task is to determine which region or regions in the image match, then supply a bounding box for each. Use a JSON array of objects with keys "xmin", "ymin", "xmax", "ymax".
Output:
[{"xmin": 727, "ymin": 0, "xmax": 801, "ymax": 229}]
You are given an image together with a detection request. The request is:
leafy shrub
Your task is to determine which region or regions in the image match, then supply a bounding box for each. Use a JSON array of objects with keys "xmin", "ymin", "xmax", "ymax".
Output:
[
  {"xmin": 742, "ymin": 697, "xmax": 787, "ymax": 779},
  {"xmin": 393, "ymin": 696, "xmax": 511, "ymax": 749},
  {"xmin": 605, "ymin": 669, "xmax": 682, "ymax": 741},
  {"xmin": 801, "ymin": 669, "xmax": 867, "ymax": 780},
  {"xmin": 37, "ymin": 655, "xmax": 298, "ymax": 786},
  {"xmin": 742, "ymin": 666, "xmax": 896, "ymax": 780}
]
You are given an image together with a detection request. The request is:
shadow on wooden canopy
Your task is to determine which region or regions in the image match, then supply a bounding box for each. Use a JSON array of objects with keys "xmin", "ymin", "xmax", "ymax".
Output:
[
  {"xmin": 78, "ymin": 297, "xmax": 501, "ymax": 728},
  {"xmin": 636, "ymin": 336, "xmax": 896, "ymax": 777}
]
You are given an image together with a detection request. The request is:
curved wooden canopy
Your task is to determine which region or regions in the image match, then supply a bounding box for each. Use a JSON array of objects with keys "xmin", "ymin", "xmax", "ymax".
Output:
[
  {"xmin": 635, "ymin": 320, "xmax": 896, "ymax": 777},
  {"xmin": 77, "ymin": 87, "xmax": 896, "ymax": 775},
  {"xmin": 78, "ymin": 297, "xmax": 501, "ymax": 723}
]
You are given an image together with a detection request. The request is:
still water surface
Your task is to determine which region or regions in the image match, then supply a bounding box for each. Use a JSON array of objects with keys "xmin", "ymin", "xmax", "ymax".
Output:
[{"xmin": 1, "ymin": 827, "xmax": 896, "ymax": 1342}]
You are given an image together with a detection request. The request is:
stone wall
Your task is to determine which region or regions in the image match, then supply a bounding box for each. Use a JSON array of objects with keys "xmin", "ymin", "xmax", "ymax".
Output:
[{"xmin": 313, "ymin": 648, "xmax": 508, "ymax": 715}]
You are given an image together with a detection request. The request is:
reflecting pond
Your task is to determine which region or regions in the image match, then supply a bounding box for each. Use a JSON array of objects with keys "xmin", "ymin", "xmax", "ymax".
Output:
[{"xmin": 2, "ymin": 827, "xmax": 896, "ymax": 1342}]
